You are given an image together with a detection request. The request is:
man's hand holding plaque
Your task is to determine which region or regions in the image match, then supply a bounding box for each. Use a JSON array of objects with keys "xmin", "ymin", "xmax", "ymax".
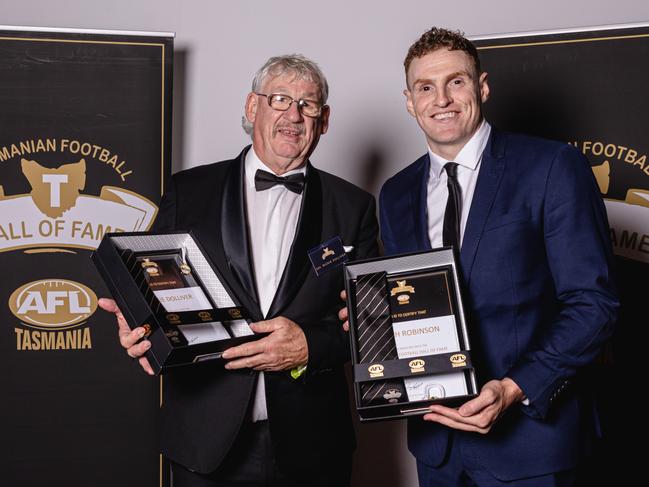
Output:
[
  {"xmin": 98, "ymin": 297, "xmax": 155, "ymax": 376},
  {"xmin": 424, "ymin": 378, "xmax": 525, "ymax": 434},
  {"xmin": 222, "ymin": 317, "xmax": 308, "ymax": 372}
]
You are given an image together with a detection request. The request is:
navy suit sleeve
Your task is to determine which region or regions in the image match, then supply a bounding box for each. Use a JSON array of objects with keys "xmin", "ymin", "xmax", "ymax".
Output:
[
  {"xmin": 379, "ymin": 183, "xmax": 398, "ymax": 256},
  {"xmin": 507, "ymin": 145, "xmax": 619, "ymax": 419}
]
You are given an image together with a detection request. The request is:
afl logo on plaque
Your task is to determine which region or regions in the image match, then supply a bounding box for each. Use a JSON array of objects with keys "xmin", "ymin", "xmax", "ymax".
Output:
[
  {"xmin": 409, "ymin": 358, "xmax": 425, "ymax": 373},
  {"xmin": 368, "ymin": 363, "xmax": 385, "ymax": 378},
  {"xmin": 450, "ymin": 353, "xmax": 467, "ymax": 367}
]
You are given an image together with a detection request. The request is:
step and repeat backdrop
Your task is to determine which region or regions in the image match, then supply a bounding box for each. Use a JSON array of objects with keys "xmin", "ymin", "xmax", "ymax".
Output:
[
  {"xmin": 0, "ymin": 27, "xmax": 172, "ymax": 486},
  {"xmin": 474, "ymin": 24, "xmax": 648, "ymax": 481}
]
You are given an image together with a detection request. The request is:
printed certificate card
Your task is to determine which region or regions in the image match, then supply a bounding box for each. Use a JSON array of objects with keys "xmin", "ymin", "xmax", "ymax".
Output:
[
  {"xmin": 136, "ymin": 251, "xmax": 231, "ymax": 341},
  {"xmin": 388, "ymin": 271, "xmax": 468, "ymax": 401}
]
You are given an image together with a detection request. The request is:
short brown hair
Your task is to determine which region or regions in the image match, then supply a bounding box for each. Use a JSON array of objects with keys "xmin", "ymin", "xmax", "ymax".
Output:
[{"xmin": 404, "ymin": 27, "xmax": 481, "ymax": 77}]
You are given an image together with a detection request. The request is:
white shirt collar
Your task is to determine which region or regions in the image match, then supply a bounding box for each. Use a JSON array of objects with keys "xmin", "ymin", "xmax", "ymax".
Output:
[
  {"xmin": 245, "ymin": 146, "xmax": 308, "ymax": 189},
  {"xmin": 427, "ymin": 120, "xmax": 491, "ymax": 179}
]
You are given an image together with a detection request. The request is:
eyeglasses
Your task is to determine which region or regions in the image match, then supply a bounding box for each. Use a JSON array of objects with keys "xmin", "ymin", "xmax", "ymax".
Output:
[{"xmin": 255, "ymin": 93, "xmax": 325, "ymax": 118}]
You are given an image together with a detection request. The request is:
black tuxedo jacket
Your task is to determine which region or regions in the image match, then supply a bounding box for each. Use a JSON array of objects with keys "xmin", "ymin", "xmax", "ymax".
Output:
[{"xmin": 151, "ymin": 146, "xmax": 378, "ymax": 475}]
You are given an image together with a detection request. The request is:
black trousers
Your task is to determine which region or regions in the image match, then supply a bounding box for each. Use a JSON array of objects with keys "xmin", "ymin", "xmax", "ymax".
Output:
[{"xmin": 171, "ymin": 421, "xmax": 352, "ymax": 487}]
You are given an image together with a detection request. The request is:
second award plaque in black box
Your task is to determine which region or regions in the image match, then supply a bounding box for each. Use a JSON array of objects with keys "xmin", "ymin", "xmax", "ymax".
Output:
[
  {"xmin": 92, "ymin": 232, "xmax": 265, "ymax": 374},
  {"xmin": 344, "ymin": 247, "xmax": 478, "ymax": 421}
]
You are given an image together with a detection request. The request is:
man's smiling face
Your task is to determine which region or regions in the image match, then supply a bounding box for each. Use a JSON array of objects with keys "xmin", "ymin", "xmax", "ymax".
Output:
[
  {"xmin": 405, "ymin": 48, "xmax": 489, "ymax": 160},
  {"xmin": 245, "ymin": 72, "xmax": 329, "ymax": 175}
]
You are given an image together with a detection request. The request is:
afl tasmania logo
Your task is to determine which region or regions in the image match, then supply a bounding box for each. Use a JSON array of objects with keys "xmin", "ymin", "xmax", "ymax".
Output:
[
  {"xmin": 9, "ymin": 279, "xmax": 97, "ymax": 350},
  {"xmin": 10, "ymin": 279, "xmax": 97, "ymax": 329}
]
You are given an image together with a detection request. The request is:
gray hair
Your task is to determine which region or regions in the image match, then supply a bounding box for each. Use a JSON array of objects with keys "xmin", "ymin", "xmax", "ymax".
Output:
[{"xmin": 242, "ymin": 54, "xmax": 329, "ymax": 135}]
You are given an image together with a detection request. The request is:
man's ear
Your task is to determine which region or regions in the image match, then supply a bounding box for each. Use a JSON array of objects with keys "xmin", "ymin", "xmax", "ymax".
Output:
[
  {"xmin": 479, "ymin": 72, "xmax": 490, "ymax": 104},
  {"xmin": 319, "ymin": 105, "xmax": 330, "ymax": 135},
  {"xmin": 404, "ymin": 89, "xmax": 416, "ymax": 117},
  {"xmin": 245, "ymin": 92, "xmax": 258, "ymax": 124}
]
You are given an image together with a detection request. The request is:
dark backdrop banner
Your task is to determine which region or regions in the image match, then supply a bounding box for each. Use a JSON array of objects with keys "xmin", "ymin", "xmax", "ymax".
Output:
[
  {"xmin": 0, "ymin": 27, "xmax": 172, "ymax": 486},
  {"xmin": 473, "ymin": 24, "xmax": 649, "ymax": 483}
]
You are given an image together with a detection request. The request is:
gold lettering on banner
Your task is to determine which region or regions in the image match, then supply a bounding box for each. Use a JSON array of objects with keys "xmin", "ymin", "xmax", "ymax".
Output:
[
  {"xmin": 570, "ymin": 139, "xmax": 649, "ymax": 264},
  {"xmin": 0, "ymin": 138, "xmax": 156, "ymax": 253},
  {"xmin": 14, "ymin": 327, "xmax": 92, "ymax": 351},
  {"xmin": 570, "ymin": 140, "xmax": 648, "ymax": 182},
  {"xmin": 59, "ymin": 139, "xmax": 133, "ymax": 180},
  {"xmin": 0, "ymin": 138, "xmax": 57, "ymax": 162},
  {"xmin": 0, "ymin": 222, "xmax": 33, "ymax": 240},
  {"xmin": 1, "ymin": 135, "xmax": 158, "ymax": 352},
  {"xmin": 0, "ymin": 138, "xmax": 134, "ymax": 180}
]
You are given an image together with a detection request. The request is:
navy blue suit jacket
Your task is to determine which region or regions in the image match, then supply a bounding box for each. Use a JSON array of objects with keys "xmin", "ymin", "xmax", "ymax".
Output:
[{"xmin": 379, "ymin": 129, "xmax": 618, "ymax": 481}]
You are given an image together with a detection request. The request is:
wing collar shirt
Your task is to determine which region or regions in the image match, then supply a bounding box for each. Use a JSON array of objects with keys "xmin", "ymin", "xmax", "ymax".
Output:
[
  {"xmin": 426, "ymin": 120, "xmax": 491, "ymax": 248},
  {"xmin": 244, "ymin": 146, "xmax": 306, "ymax": 422}
]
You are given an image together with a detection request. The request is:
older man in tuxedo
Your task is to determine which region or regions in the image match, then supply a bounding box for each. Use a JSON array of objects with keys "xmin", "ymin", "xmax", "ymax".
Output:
[
  {"xmin": 99, "ymin": 54, "xmax": 378, "ymax": 487},
  {"xmin": 378, "ymin": 28, "xmax": 618, "ymax": 486}
]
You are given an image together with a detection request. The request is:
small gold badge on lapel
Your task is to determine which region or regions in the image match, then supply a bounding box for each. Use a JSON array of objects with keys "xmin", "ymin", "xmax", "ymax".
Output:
[
  {"xmin": 321, "ymin": 247, "xmax": 335, "ymax": 260},
  {"xmin": 308, "ymin": 236, "xmax": 348, "ymax": 277}
]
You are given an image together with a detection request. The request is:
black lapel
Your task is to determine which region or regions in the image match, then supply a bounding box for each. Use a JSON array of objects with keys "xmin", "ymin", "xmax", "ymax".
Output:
[
  {"xmin": 217, "ymin": 146, "xmax": 262, "ymax": 319},
  {"xmin": 460, "ymin": 129, "xmax": 506, "ymax": 285},
  {"xmin": 266, "ymin": 162, "xmax": 323, "ymax": 318}
]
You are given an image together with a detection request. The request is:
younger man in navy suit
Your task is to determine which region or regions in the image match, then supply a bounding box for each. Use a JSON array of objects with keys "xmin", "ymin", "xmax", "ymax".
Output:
[{"xmin": 379, "ymin": 27, "xmax": 618, "ymax": 486}]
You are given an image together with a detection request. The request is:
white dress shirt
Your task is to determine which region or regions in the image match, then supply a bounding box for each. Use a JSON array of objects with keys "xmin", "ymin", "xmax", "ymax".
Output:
[
  {"xmin": 426, "ymin": 121, "xmax": 491, "ymax": 248},
  {"xmin": 244, "ymin": 147, "xmax": 305, "ymax": 421}
]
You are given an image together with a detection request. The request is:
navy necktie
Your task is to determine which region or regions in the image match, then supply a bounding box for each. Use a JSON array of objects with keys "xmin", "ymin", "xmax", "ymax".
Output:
[{"xmin": 443, "ymin": 162, "xmax": 461, "ymax": 249}]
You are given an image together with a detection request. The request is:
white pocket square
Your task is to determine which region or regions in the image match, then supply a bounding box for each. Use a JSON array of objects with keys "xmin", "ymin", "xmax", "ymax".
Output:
[{"xmin": 343, "ymin": 245, "xmax": 354, "ymax": 253}]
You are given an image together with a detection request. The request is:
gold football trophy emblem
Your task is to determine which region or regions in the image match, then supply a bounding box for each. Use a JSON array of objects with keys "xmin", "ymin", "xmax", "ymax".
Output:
[
  {"xmin": 390, "ymin": 280, "xmax": 415, "ymax": 304},
  {"xmin": 141, "ymin": 258, "xmax": 160, "ymax": 276}
]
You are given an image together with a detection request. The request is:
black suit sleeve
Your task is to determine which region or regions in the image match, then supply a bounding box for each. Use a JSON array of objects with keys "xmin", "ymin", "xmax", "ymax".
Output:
[
  {"xmin": 355, "ymin": 195, "xmax": 380, "ymax": 261},
  {"xmin": 302, "ymin": 194, "xmax": 379, "ymax": 378},
  {"xmin": 151, "ymin": 177, "xmax": 177, "ymax": 233}
]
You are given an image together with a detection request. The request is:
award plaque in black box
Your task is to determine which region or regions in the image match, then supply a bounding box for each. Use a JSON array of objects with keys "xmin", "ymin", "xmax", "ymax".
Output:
[
  {"xmin": 344, "ymin": 247, "xmax": 478, "ymax": 421},
  {"xmin": 92, "ymin": 232, "xmax": 265, "ymax": 374}
]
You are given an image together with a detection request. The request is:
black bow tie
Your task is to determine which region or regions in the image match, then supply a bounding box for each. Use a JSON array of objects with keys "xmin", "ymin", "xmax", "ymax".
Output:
[{"xmin": 254, "ymin": 169, "xmax": 305, "ymax": 194}]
